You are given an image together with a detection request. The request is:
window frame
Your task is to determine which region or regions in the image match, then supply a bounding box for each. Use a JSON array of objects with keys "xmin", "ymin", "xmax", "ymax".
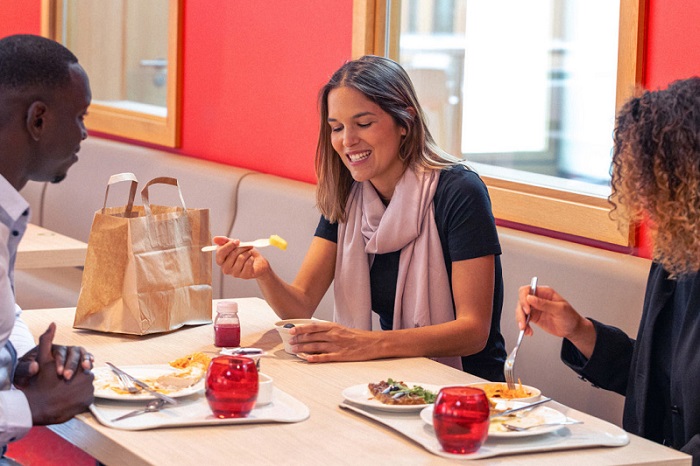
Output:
[
  {"xmin": 352, "ymin": 0, "xmax": 646, "ymax": 246},
  {"xmin": 41, "ymin": 0, "xmax": 183, "ymax": 147}
]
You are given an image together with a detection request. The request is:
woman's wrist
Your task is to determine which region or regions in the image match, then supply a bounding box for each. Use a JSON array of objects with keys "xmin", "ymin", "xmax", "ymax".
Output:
[{"xmin": 566, "ymin": 316, "xmax": 596, "ymax": 359}]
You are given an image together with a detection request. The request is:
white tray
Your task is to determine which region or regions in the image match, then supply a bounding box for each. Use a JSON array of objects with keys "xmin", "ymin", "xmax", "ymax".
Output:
[
  {"xmin": 340, "ymin": 400, "xmax": 628, "ymax": 460},
  {"xmin": 91, "ymin": 387, "xmax": 309, "ymax": 431}
]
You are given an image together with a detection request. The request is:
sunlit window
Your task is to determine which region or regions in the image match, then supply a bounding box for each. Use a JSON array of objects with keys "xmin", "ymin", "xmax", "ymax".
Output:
[
  {"xmin": 400, "ymin": 0, "xmax": 618, "ymax": 197},
  {"xmin": 353, "ymin": 0, "xmax": 644, "ymax": 246}
]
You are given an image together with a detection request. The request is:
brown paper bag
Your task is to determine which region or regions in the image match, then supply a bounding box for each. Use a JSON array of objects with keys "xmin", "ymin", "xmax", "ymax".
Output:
[{"xmin": 74, "ymin": 173, "xmax": 213, "ymax": 335}]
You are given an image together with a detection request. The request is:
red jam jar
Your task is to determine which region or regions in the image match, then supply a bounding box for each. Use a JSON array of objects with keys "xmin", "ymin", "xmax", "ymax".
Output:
[{"xmin": 214, "ymin": 300, "xmax": 241, "ymax": 347}]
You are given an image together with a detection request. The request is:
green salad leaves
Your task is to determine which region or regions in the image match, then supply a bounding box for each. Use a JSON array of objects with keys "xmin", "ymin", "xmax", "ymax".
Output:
[{"xmin": 385, "ymin": 378, "xmax": 437, "ymax": 404}]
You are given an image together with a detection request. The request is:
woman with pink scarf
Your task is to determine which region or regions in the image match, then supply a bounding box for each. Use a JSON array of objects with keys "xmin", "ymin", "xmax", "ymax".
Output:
[{"xmin": 215, "ymin": 56, "xmax": 506, "ymax": 381}]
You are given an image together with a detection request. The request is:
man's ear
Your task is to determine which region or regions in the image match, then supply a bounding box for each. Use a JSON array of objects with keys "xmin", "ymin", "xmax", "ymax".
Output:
[{"xmin": 26, "ymin": 101, "xmax": 47, "ymax": 142}]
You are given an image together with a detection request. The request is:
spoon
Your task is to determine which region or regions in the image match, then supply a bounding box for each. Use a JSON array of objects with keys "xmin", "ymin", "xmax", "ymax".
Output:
[
  {"xmin": 111, "ymin": 398, "xmax": 166, "ymax": 422},
  {"xmin": 201, "ymin": 235, "xmax": 287, "ymax": 252}
]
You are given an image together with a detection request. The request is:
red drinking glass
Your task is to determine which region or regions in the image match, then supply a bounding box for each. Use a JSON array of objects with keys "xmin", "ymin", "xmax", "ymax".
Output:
[
  {"xmin": 433, "ymin": 386, "xmax": 490, "ymax": 454},
  {"xmin": 205, "ymin": 355, "xmax": 258, "ymax": 418}
]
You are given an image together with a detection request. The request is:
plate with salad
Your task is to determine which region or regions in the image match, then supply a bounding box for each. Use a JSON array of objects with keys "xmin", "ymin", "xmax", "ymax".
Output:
[{"xmin": 342, "ymin": 378, "xmax": 441, "ymax": 412}]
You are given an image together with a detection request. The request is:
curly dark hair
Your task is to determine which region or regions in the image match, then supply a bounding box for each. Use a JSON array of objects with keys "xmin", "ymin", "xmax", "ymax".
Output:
[
  {"xmin": 610, "ymin": 77, "xmax": 700, "ymax": 275},
  {"xmin": 0, "ymin": 34, "xmax": 78, "ymax": 90}
]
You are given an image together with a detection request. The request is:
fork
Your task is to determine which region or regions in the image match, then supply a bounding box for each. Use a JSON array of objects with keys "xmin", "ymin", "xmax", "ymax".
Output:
[
  {"xmin": 112, "ymin": 369, "xmax": 141, "ymax": 394},
  {"xmin": 504, "ymin": 276, "xmax": 538, "ymax": 389},
  {"xmin": 502, "ymin": 420, "xmax": 582, "ymax": 431}
]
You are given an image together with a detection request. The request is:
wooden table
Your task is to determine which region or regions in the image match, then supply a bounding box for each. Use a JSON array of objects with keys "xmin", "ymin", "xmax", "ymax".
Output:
[
  {"xmin": 16, "ymin": 223, "xmax": 87, "ymax": 269},
  {"xmin": 21, "ymin": 299, "xmax": 691, "ymax": 466}
]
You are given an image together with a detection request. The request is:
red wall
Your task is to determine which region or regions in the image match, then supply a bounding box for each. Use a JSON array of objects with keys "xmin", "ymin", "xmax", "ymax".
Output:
[
  {"xmin": 178, "ymin": 1, "xmax": 352, "ymax": 183},
  {"xmin": 643, "ymin": 0, "xmax": 700, "ymax": 89},
  {"xmin": 0, "ymin": 0, "xmax": 40, "ymax": 35}
]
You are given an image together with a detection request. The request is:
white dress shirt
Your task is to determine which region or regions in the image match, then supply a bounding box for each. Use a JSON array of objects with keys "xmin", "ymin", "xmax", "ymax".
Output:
[{"xmin": 0, "ymin": 174, "xmax": 32, "ymax": 449}]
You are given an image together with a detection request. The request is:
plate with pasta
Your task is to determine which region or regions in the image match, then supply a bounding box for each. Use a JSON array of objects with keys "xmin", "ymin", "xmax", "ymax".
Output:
[
  {"xmin": 421, "ymin": 401, "xmax": 570, "ymax": 438},
  {"xmin": 93, "ymin": 352, "xmax": 211, "ymax": 401}
]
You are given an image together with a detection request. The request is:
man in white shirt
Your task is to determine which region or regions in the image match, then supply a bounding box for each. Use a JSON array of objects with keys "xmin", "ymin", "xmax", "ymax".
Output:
[{"xmin": 0, "ymin": 34, "xmax": 95, "ymax": 460}]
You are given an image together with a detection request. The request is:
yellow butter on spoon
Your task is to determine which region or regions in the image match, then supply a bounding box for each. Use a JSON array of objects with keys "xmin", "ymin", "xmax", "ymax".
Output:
[
  {"xmin": 202, "ymin": 235, "xmax": 288, "ymax": 252},
  {"xmin": 268, "ymin": 234, "xmax": 288, "ymax": 250}
]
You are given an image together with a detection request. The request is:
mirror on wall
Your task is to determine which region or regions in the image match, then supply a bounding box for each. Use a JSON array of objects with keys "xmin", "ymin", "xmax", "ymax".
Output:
[{"xmin": 42, "ymin": 0, "xmax": 182, "ymax": 147}]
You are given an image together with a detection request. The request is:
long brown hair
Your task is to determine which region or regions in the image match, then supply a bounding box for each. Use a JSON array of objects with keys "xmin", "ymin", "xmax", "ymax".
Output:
[
  {"xmin": 315, "ymin": 55, "xmax": 463, "ymax": 222},
  {"xmin": 610, "ymin": 77, "xmax": 700, "ymax": 275}
]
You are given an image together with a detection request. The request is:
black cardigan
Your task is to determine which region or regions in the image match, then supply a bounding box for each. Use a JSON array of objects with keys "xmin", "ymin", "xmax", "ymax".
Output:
[{"xmin": 561, "ymin": 262, "xmax": 700, "ymax": 465}]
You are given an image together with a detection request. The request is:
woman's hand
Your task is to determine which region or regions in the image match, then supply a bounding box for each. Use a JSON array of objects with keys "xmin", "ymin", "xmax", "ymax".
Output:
[
  {"xmin": 288, "ymin": 322, "xmax": 379, "ymax": 363},
  {"xmin": 213, "ymin": 235, "xmax": 271, "ymax": 280},
  {"xmin": 516, "ymin": 284, "xmax": 596, "ymax": 358}
]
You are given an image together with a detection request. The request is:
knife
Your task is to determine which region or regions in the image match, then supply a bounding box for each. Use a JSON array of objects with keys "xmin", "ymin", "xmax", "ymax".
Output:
[
  {"xmin": 490, "ymin": 396, "xmax": 552, "ymax": 418},
  {"xmin": 230, "ymin": 347, "xmax": 264, "ymax": 355},
  {"xmin": 106, "ymin": 362, "xmax": 179, "ymax": 405}
]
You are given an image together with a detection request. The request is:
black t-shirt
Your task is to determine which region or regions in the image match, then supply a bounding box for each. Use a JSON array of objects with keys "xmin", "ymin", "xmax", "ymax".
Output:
[{"xmin": 314, "ymin": 165, "xmax": 506, "ymax": 381}]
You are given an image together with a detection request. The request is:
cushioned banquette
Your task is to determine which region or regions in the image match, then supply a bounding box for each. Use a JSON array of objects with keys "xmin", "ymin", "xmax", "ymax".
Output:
[{"xmin": 18, "ymin": 137, "xmax": 651, "ymax": 426}]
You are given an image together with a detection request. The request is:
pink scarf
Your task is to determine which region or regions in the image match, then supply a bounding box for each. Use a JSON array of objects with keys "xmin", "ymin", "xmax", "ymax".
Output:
[{"xmin": 334, "ymin": 167, "xmax": 462, "ymax": 369}]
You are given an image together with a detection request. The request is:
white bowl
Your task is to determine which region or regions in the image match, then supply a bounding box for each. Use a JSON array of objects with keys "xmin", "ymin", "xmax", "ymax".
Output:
[
  {"xmin": 467, "ymin": 382, "xmax": 541, "ymax": 404},
  {"xmin": 274, "ymin": 319, "xmax": 319, "ymax": 354},
  {"xmin": 256, "ymin": 373, "xmax": 273, "ymax": 406}
]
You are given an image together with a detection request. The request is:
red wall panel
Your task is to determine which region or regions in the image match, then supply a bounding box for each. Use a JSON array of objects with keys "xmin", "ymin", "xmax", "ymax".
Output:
[
  {"xmin": 177, "ymin": 1, "xmax": 352, "ymax": 183},
  {"xmin": 0, "ymin": 0, "xmax": 41, "ymax": 35},
  {"xmin": 644, "ymin": 0, "xmax": 700, "ymax": 89}
]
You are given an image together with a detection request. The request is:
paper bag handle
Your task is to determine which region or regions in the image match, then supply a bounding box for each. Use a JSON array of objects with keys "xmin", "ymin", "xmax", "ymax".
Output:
[
  {"xmin": 103, "ymin": 172, "xmax": 138, "ymax": 216},
  {"xmin": 141, "ymin": 176, "xmax": 187, "ymax": 216}
]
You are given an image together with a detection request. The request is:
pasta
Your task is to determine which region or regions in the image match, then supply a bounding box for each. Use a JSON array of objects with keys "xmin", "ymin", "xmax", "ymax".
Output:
[
  {"xmin": 481, "ymin": 380, "xmax": 533, "ymax": 400},
  {"xmin": 169, "ymin": 352, "xmax": 211, "ymax": 370}
]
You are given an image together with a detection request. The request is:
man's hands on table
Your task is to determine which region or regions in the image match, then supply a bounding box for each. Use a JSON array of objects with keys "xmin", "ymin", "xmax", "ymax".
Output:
[{"xmin": 15, "ymin": 322, "xmax": 95, "ymax": 425}]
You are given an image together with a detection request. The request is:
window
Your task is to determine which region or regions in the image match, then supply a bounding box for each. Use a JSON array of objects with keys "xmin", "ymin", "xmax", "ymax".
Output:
[
  {"xmin": 353, "ymin": 0, "xmax": 645, "ymax": 246},
  {"xmin": 41, "ymin": 0, "xmax": 183, "ymax": 147}
]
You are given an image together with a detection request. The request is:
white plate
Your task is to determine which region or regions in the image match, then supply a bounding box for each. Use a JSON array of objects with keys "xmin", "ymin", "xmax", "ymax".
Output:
[
  {"xmin": 93, "ymin": 365, "xmax": 204, "ymax": 401},
  {"xmin": 421, "ymin": 401, "xmax": 569, "ymax": 438},
  {"xmin": 90, "ymin": 387, "xmax": 309, "ymax": 431},
  {"xmin": 342, "ymin": 382, "xmax": 441, "ymax": 412}
]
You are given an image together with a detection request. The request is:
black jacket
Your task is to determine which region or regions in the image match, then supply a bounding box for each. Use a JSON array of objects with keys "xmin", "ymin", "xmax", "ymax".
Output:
[{"xmin": 561, "ymin": 262, "xmax": 700, "ymax": 465}]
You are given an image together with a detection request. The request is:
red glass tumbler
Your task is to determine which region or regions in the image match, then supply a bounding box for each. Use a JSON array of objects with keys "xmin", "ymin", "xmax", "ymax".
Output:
[
  {"xmin": 205, "ymin": 355, "xmax": 259, "ymax": 418},
  {"xmin": 433, "ymin": 386, "xmax": 490, "ymax": 454}
]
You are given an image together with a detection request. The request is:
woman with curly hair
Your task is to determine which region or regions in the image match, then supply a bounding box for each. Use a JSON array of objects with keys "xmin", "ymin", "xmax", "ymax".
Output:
[
  {"xmin": 516, "ymin": 77, "xmax": 700, "ymax": 463},
  {"xmin": 214, "ymin": 55, "xmax": 506, "ymax": 380}
]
